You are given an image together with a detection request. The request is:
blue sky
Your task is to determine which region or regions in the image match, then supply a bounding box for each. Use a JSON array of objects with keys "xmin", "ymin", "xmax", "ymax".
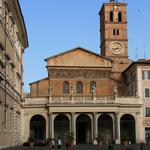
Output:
[{"xmin": 19, "ymin": 0, "xmax": 150, "ymax": 92}]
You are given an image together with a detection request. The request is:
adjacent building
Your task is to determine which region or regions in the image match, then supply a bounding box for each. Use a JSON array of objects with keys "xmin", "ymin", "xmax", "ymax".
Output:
[
  {"xmin": 22, "ymin": 0, "xmax": 149, "ymax": 145},
  {"xmin": 0, "ymin": 0, "xmax": 28, "ymax": 148},
  {"xmin": 123, "ymin": 60, "xmax": 150, "ymax": 142}
]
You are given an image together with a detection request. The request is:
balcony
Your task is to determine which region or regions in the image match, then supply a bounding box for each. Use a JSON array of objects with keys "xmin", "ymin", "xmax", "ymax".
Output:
[{"xmin": 23, "ymin": 95, "xmax": 142, "ymax": 106}]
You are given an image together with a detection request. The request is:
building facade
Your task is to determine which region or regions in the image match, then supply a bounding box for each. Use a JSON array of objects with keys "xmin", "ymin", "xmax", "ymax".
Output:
[
  {"xmin": 0, "ymin": 0, "xmax": 28, "ymax": 149},
  {"xmin": 123, "ymin": 60, "xmax": 150, "ymax": 142},
  {"xmin": 22, "ymin": 0, "xmax": 147, "ymax": 145}
]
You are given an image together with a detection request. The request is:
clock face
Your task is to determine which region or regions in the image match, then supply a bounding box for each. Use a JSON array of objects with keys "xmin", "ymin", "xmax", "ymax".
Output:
[{"xmin": 110, "ymin": 42, "xmax": 124, "ymax": 55}]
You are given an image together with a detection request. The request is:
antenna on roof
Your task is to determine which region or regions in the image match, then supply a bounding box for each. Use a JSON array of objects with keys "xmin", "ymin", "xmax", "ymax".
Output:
[
  {"xmin": 143, "ymin": 45, "xmax": 146, "ymax": 59},
  {"xmin": 144, "ymin": 51, "xmax": 146, "ymax": 59}
]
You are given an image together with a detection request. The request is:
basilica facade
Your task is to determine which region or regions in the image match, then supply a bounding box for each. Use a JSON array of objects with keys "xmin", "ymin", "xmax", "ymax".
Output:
[{"xmin": 22, "ymin": 0, "xmax": 150, "ymax": 145}]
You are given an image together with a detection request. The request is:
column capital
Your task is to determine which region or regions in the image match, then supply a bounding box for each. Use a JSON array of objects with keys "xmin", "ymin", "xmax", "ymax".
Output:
[
  {"xmin": 115, "ymin": 111, "xmax": 119, "ymax": 114},
  {"xmin": 93, "ymin": 112, "xmax": 97, "ymax": 115},
  {"xmin": 71, "ymin": 112, "xmax": 76, "ymax": 115},
  {"xmin": 115, "ymin": 112, "xmax": 120, "ymax": 116},
  {"xmin": 48, "ymin": 112, "xmax": 53, "ymax": 115}
]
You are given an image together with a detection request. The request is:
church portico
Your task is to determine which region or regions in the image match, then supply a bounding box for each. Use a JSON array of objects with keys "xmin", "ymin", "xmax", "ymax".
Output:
[
  {"xmin": 50, "ymin": 111, "xmax": 137, "ymax": 144},
  {"xmin": 22, "ymin": 95, "xmax": 141, "ymax": 144}
]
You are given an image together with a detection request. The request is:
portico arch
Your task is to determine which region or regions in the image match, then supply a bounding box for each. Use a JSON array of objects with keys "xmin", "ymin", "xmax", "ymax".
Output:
[
  {"xmin": 30, "ymin": 114, "xmax": 46, "ymax": 140},
  {"xmin": 54, "ymin": 114, "xmax": 70, "ymax": 141},
  {"xmin": 98, "ymin": 113, "xmax": 113, "ymax": 143},
  {"xmin": 120, "ymin": 114, "xmax": 135, "ymax": 143},
  {"xmin": 76, "ymin": 114, "xmax": 92, "ymax": 144}
]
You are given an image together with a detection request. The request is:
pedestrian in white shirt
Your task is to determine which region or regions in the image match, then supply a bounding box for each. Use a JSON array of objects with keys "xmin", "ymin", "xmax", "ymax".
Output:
[{"xmin": 57, "ymin": 137, "xmax": 62, "ymax": 149}]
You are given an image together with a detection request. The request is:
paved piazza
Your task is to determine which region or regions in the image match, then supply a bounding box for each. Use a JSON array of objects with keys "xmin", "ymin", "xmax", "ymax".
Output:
[{"xmin": 2, "ymin": 144, "xmax": 150, "ymax": 150}]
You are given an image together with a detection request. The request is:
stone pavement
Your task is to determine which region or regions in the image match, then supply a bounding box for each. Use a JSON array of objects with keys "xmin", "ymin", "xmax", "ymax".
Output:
[{"xmin": 1, "ymin": 144, "xmax": 150, "ymax": 150}]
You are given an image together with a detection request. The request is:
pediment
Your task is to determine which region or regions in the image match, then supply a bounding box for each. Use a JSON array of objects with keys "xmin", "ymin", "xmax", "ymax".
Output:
[{"xmin": 45, "ymin": 47, "xmax": 112, "ymax": 67}]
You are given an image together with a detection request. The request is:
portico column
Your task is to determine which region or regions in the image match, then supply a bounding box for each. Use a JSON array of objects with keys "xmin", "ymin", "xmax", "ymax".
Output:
[
  {"xmin": 48, "ymin": 112, "xmax": 51, "ymax": 138},
  {"xmin": 115, "ymin": 112, "xmax": 120, "ymax": 144},
  {"xmin": 135, "ymin": 112, "xmax": 140, "ymax": 143},
  {"xmin": 71, "ymin": 112, "xmax": 76, "ymax": 143},
  {"xmin": 93, "ymin": 112, "xmax": 98, "ymax": 139},
  {"xmin": 48, "ymin": 112, "xmax": 54, "ymax": 138}
]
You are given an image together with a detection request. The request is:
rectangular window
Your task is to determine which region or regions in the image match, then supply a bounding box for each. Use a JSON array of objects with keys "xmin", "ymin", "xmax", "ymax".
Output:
[
  {"xmin": 9, "ymin": 109, "xmax": 13, "ymax": 131},
  {"xmin": 142, "ymin": 71, "xmax": 150, "ymax": 80},
  {"xmin": 145, "ymin": 127, "xmax": 150, "ymax": 140},
  {"xmin": 145, "ymin": 107, "xmax": 150, "ymax": 117},
  {"xmin": 145, "ymin": 88, "xmax": 150, "ymax": 98}
]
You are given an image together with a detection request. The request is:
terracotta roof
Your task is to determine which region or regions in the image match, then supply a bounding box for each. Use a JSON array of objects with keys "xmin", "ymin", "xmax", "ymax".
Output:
[
  {"xmin": 137, "ymin": 59, "xmax": 150, "ymax": 63},
  {"xmin": 29, "ymin": 77, "xmax": 49, "ymax": 85},
  {"xmin": 123, "ymin": 59, "xmax": 150, "ymax": 74}
]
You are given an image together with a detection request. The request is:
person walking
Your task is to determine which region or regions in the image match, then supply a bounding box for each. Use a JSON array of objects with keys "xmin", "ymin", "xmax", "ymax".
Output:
[
  {"xmin": 57, "ymin": 137, "xmax": 62, "ymax": 149},
  {"xmin": 51, "ymin": 139, "xmax": 55, "ymax": 149},
  {"xmin": 65, "ymin": 140, "xmax": 69, "ymax": 150}
]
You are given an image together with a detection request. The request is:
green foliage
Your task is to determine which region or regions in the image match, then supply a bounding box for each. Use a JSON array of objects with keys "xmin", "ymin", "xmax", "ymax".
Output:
[
  {"xmin": 67, "ymin": 132, "xmax": 74, "ymax": 142},
  {"xmin": 121, "ymin": 130, "xmax": 129, "ymax": 141},
  {"xmin": 146, "ymin": 133, "xmax": 150, "ymax": 141},
  {"xmin": 28, "ymin": 136, "xmax": 34, "ymax": 142},
  {"xmin": 96, "ymin": 133, "xmax": 104, "ymax": 142}
]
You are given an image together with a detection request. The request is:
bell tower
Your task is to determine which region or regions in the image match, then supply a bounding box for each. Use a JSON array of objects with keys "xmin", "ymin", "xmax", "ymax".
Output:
[{"xmin": 99, "ymin": 0, "xmax": 130, "ymax": 77}]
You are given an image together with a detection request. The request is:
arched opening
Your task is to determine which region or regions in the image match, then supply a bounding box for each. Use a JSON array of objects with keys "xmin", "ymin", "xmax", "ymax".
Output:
[
  {"xmin": 76, "ymin": 81, "xmax": 83, "ymax": 94},
  {"xmin": 120, "ymin": 114, "xmax": 135, "ymax": 143},
  {"xmin": 117, "ymin": 29, "xmax": 119, "ymax": 35},
  {"xmin": 63, "ymin": 81, "xmax": 69, "ymax": 94},
  {"xmin": 118, "ymin": 12, "xmax": 122, "ymax": 22},
  {"xmin": 76, "ymin": 114, "xmax": 91, "ymax": 144},
  {"xmin": 98, "ymin": 114, "xmax": 113, "ymax": 143},
  {"xmin": 54, "ymin": 114, "xmax": 70, "ymax": 141},
  {"xmin": 110, "ymin": 11, "xmax": 113, "ymax": 22},
  {"xmin": 30, "ymin": 115, "xmax": 46, "ymax": 141},
  {"xmin": 113, "ymin": 29, "xmax": 116, "ymax": 35}
]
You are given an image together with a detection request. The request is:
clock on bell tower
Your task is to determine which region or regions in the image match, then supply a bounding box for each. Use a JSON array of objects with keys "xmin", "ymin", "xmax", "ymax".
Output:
[
  {"xmin": 99, "ymin": 0, "xmax": 131, "ymax": 79},
  {"xmin": 99, "ymin": 0, "xmax": 128, "ymax": 59}
]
